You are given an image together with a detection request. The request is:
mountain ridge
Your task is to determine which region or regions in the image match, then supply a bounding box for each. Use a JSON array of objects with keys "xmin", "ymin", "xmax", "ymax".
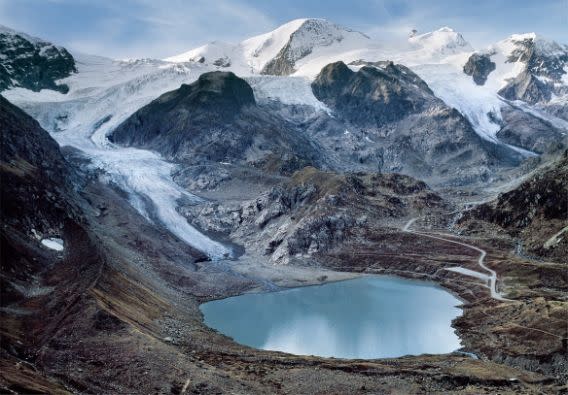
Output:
[{"xmin": 0, "ymin": 25, "xmax": 76, "ymax": 92}]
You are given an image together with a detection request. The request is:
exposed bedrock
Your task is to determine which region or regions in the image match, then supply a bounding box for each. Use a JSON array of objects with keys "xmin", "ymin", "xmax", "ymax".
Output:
[
  {"xmin": 110, "ymin": 71, "xmax": 323, "ymax": 175},
  {"xmin": 311, "ymin": 61, "xmax": 522, "ymax": 185},
  {"xmin": 463, "ymin": 53, "xmax": 496, "ymax": 85}
]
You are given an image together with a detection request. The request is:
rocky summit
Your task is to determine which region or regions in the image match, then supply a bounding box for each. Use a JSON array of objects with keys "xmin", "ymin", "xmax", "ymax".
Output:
[
  {"xmin": 1, "ymin": 13, "xmax": 567, "ymax": 395},
  {"xmin": 0, "ymin": 25, "xmax": 76, "ymax": 93},
  {"xmin": 109, "ymin": 71, "xmax": 322, "ymax": 173}
]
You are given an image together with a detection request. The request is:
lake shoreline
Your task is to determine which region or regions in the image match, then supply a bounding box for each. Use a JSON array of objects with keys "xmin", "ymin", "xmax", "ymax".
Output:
[{"xmin": 200, "ymin": 275, "xmax": 463, "ymax": 359}]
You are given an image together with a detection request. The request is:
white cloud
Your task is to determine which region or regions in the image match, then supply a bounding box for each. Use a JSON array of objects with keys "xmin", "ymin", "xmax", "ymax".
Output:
[
  {"xmin": 1, "ymin": 0, "xmax": 276, "ymax": 59},
  {"xmin": 94, "ymin": 0, "xmax": 277, "ymax": 59}
]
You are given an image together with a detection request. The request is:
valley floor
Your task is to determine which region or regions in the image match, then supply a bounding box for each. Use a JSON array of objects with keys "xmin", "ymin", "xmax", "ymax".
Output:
[{"xmin": 2, "ymin": 166, "xmax": 566, "ymax": 394}]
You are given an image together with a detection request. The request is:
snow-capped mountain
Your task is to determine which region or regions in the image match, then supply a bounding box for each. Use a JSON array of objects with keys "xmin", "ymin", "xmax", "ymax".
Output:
[
  {"xmin": 165, "ymin": 18, "xmax": 370, "ymax": 75},
  {"xmin": 408, "ymin": 27, "xmax": 473, "ymax": 59},
  {"xmin": 493, "ymin": 34, "xmax": 568, "ymax": 119},
  {"xmin": 0, "ymin": 25, "xmax": 76, "ymax": 92},
  {"xmin": 471, "ymin": 33, "xmax": 568, "ymax": 95},
  {"xmin": 458, "ymin": 32, "xmax": 568, "ymax": 123},
  {"xmin": 161, "ymin": 20, "xmax": 568, "ymax": 149}
]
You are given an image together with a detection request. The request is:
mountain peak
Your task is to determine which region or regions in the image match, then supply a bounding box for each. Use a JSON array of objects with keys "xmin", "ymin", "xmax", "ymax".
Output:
[
  {"xmin": 243, "ymin": 18, "xmax": 369, "ymax": 74},
  {"xmin": 408, "ymin": 26, "xmax": 472, "ymax": 56},
  {"xmin": 492, "ymin": 32, "xmax": 568, "ymax": 63},
  {"xmin": 0, "ymin": 24, "xmax": 76, "ymax": 92},
  {"xmin": 165, "ymin": 18, "xmax": 369, "ymax": 75},
  {"xmin": 497, "ymin": 33, "xmax": 567, "ymax": 51}
]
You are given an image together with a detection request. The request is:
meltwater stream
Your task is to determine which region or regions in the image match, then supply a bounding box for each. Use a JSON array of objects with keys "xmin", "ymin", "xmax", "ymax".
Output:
[{"xmin": 201, "ymin": 276, "xmax": 462, "ymax": 358}]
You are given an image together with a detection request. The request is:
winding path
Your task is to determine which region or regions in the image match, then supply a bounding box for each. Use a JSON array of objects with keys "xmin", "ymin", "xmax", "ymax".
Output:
[{"xmin": 403, "ymin": 218, "xmax": 510, "ymax": 301}]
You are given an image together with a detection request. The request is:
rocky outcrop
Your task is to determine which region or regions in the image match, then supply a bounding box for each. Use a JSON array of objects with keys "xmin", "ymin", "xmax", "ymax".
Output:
[
  {"xmin": 461, "ymin": 150, "xmax": 568, "ymax": 263},
  {"xmin": 496, "ymin": 105, "xmax": 567, "ymax": 153},
  {"xmin": 499, "ymin": 69, "xmax": 553, "ymax": 103},
  {"xmin": 463, "ymin": 53, "xmax": 496, "ymax": 85},
  {"xmin": 213, "ymin": 56, "xmax": 231, "ymax": 67},
  {"xmin": 314, "ymin": 61, "xmax": 432, "ymax": 125},
  {"xmin": 539, "ymin": 101, "xmax": 568, "ymax": 122},
  {"xmin": 110, "ymin": 71, "xmax": 322, "ymax": 174},
  {"xmin": 309, "ymin": 61, "xmax": 518, "ymax": 185},
  {"xmin": 0, "ymin": 26, "xmax": 76, "ymax": 93},
  {"xmin": 497, "ymin": 36, "xmax": 568, "ymax": 105},
  {"xmin": 180, "ymin": 167, "xmax": 445, "ymax": 264},
  {"xmin": 261, "ymin": 40, "xmax": 300, "ymax": 76},
  {"xmin": 261, "ymin": 19, "xmax": 368, "ymax": 76}
]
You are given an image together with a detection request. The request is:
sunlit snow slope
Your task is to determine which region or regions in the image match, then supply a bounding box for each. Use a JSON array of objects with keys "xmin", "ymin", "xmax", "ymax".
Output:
[{"xmin": 166, "ymin": 21, "xmax": 566, "ymax": 148}]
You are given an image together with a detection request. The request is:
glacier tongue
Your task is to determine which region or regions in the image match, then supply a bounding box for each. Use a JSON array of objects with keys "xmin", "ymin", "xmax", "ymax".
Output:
[
  {"xmin": 4, "ymin": 54, "xmax": 232, "ymax": 260},
  {"xmin": 93, "ymin": 147, "xmax": 231, "ymax": 259}
]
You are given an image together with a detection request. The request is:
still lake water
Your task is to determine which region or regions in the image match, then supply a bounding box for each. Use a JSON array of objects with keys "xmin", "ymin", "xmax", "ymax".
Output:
[{"xmin": 200, "ymin": 276, "xmax": 462, "ymax": 359}]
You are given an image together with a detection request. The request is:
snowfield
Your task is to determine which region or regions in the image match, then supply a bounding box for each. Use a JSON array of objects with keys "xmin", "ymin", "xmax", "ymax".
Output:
[{"xmin": 245, "ymin": 75, "xmax": 331, "ymax": 112}]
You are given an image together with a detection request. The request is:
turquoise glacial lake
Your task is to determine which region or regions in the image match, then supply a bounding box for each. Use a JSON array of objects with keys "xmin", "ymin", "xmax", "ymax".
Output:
[{"xmin": 200, "ymin": 276, "xmax": 462, "ymax": 359}]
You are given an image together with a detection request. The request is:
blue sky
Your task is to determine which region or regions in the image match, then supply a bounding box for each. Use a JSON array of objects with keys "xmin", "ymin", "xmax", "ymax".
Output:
[{"xmin": 0, "ymin": 0, "xmax": 566, "ymax": 59}]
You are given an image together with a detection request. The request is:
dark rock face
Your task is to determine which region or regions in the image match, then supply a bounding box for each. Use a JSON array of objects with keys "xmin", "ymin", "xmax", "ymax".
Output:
[
  {"xmin": 261, "ymin": 19, "xmax": 367, "ymax": 76},
  {"xmin": 0, "ymin": 94, "xmax": 78, "ymax": 233},
  {"xmin": 262, "ymin": 40, "xmax": 301, "ymax": 76},
  {"xmin": 110, "ymin": 71, "xmax": 322, "ymax": 174},
  {"xmin": 0, "ymin": 27, "xmax": 76, "ymax": 93},
  {"xmin": 539, "ymin": 102, "xmax": 568, "ymax": 122},
  {"xmin": 308, "ymin": 61, "xmax": 518, "ymax": 185},
  {"xmin": 498, "ymin": 69, "xmax": 552, "ymax": 103},
  {"xmin": 508, "ymin": 38, "xmax": 567, "ymax": 81},
  {"xmin": 0, "ymin": 93, "xmax": 85, "ymax": 325},
  {"xmin": 496, "ymin": 106, "xmax": 567, "ymax": 154},
  {"xmin": 463, "ymin": 53, "xmax": 496, "ymax": 85},
  {"xmin": 313, "ymin": 61, "xmax": 432, "ymax": 126},
  {"xmin": 498, "ymin": 37, "xmax": 568, "ymax": 105},
  {"xmin": 463, "ymin": 150, "xmax": 568, "ymax": 263}
]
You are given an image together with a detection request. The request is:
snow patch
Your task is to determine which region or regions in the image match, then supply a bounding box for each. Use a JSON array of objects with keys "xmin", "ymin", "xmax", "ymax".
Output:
[
  {"xmin": 445, "ymin": 266, "xmax": 490, "ymax": 282},
  {"xmin": 246, "ymin": 75, "xmax": 330, "ymax": 112},
  {"xmin": 41, "ymin": 238, "xmax": 64, "ymax": 251}
]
